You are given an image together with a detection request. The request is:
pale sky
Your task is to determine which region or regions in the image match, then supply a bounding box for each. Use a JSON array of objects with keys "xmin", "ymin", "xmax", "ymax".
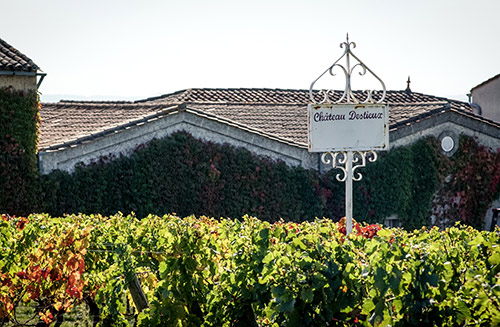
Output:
[{"xmin": 2, "ymin": 0, "xmax": 499, "ymax": 103}]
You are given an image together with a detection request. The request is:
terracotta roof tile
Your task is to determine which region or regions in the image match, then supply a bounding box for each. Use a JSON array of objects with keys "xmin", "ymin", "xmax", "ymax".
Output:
[
  {"xmin": 0, "ymin": 37, "xmax": 39, "ymax": 72},
  {"xmin": 40, "ymin": 102, "xmax": 164, "ymax": 149},
  {"xmin": 39, "ymin": 88, "xmax": 479, "ymax": 151}
]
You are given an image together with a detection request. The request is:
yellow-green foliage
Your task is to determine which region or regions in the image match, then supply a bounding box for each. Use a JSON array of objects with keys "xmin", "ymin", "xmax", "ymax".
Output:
[{"xmin": 2, "ymin": 213, "xmax": 500, "ymax": 326}]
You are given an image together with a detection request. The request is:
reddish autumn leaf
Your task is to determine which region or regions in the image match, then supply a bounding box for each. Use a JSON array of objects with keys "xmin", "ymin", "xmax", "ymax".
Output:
[
  {"xmin": 16, "ymin": 217, "xmax": 28, "ymax": 230},
  {"xmin": 78, "ymin": 257, "xmax": 85, "ymax": 274},
  {"xmin": 66, "ymin": 284, "xmax": 81, "ymax": 298},
  {"xmin": 30, "ymin": 265, "xmax": 43, "ymax": 283},
  {"xmin": 66, "ymin": 256, "xmax": 79, "ymax": 272},
  {"xmin": 39, "ymin": 309, "xmax": 53, "ymax": 324},
  {"xmin": 49, "ymin": 268, "xmax": 61, "ymax": 281},
  {"xmin": 16, "ymin": 271, "xmax": 27, "ymax": 279}
]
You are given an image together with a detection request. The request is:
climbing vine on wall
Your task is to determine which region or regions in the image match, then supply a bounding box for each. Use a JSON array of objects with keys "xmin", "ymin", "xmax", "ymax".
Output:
[
  {"xmin": 350, "ymin": 138, "xmax": 441, "ymax": 229},
  {"xmin": 42, "ymin": 132, "xmax": 461, "ymax": 228},
  {"xmin": 42, "ymin": 133, "xmax": 324, "ymax": 222},
  {"xmin": 432, "ymin": 136, "xmax": 500, "ymax": 229},
  {"xmin": 0, "ymin": 87, "xmax": 41, "ymax": 215}
]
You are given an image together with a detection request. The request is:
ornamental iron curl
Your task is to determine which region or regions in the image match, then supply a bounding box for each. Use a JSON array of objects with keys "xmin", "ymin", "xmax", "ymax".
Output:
[
  {"xmin": 321, "ymin": 152, "xmax": 348, "ymax": 182},
  {"xmin": 321, "ymin": 151, "xmax": 378, "ymax": 182},
  {"xmin": 309, "ymin": 35, "xmax": 386, "ymax": 105}
]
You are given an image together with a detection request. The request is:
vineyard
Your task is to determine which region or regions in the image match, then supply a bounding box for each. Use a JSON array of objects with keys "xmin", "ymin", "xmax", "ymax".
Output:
[{"xmin": 1, "ymin": 213, "xmax": 500, "ymax": 326}]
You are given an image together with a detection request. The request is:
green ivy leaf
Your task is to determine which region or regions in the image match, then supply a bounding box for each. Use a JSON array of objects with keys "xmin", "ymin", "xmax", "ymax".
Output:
[
  {"xmin": 292, "ymin": 237, "xmax": 307, "ymax": 251},
  {"xmin": 262, "ymin": 252, "xmax": 274, "ymax": 264},
  {"xmin": 300, "ymin": 287, "xmax": 314, "ymax": 303},
  {"xmin": 456, "ymin": 300, "xmax": 472, "ymax": 322},
  {"xmin": 278, "ymin": 298, "xmax": 296, "ymax": 312},
  {"xmin": 377, "ymin": 229, "xmax": 392, "ymax": 238},
  {"xmin": 489, "ymin": 247, "xmax": 500, "ymax": 266}
]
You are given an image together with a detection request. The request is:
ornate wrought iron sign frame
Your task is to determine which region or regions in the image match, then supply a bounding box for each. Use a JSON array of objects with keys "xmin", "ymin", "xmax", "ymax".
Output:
[{"xmin": 308, "ymin": 35, "xmax": 389, "ymax": 235}]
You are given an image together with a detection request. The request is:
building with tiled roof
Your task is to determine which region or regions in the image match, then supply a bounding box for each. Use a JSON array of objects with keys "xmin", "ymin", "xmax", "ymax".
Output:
[
  {"xmin": 38, "ymin": 88, "xmax": 500, "ymax": 175},
  {"xmin": 0, "ymin": 37, "xmax": 45, "ymax": 91},
  {"xmin": 470, "ymin": 73, "xmax": 500, "ymax": 123}
]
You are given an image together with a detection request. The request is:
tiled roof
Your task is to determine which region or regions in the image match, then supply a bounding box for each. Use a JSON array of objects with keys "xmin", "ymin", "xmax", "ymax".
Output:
[
  {"xmin": 40, "ymin": 102, "xmax": 166, "ymax": 149},
  {"xmin": 39, "ymin": 88, "xmax": 480, "ymax": 151},
  {"xmin": 0, "ymin": 37, "xmax": 39, "ymax": 72},
  {"xmin": 187, "ymin": 103, "xmax": 309, "ymax": 144},
  {"xmin": 137, "ymin": 88, "xmax": 463, "ymax": 107}
]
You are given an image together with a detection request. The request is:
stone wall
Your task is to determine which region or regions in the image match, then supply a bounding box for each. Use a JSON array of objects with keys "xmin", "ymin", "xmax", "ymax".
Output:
[
  {"xmin": 390, "ymin": 111, "xmax": 500, "ymax": 153},
  {"xmin": 0, "ymin": 74, "xmax": 37, "ymax": 92}
]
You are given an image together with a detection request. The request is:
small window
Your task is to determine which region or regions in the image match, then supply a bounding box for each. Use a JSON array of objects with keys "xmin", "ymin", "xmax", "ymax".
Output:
[
  {"xmin": 439, "ymin": 131, "xmax": 459, "ymax": 156},
  {"xmin": 441, "ymin": 136, "xmax": 454, "ymax": 152},
  {"xmin": 384, "ymin": 214, "xmax": 401, "ymax": 228}
]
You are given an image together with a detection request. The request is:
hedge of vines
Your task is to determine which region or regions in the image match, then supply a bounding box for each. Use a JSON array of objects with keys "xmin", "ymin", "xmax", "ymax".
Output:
[
  {"xmin": 2, "ymin": 213, "xmax": 500, "ymax": 326},
  {"xmin": 41, "ymin": 132, "xmax": 331, "ymax": 222},
  {"xmin": 0, "ymin": 87, "xmax": 41, "ymax": 215},
  {"xmin": 40, "ymin": 132, "xmax": 500, "ymax": 229}
]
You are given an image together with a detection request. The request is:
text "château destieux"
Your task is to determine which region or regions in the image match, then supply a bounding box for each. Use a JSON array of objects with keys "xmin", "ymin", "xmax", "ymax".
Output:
[{"xmin": 313, "ymin": 110, "xmax": 384, "ymax": 123}]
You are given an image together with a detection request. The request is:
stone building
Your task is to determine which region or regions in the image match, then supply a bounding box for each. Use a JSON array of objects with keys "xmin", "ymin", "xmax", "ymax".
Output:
[
  {"xmin": 39, "ymin": 88, "xmax": 500, "ymax": 175},
  {"xmin": 38, "ymin": 88, "xmax": 500, "ymax": 228}
]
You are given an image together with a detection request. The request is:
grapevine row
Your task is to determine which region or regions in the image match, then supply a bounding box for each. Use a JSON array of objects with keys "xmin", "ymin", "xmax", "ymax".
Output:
[{"xmin": 1, "ymin": 213, "xmax": 499, "ymax": 326}]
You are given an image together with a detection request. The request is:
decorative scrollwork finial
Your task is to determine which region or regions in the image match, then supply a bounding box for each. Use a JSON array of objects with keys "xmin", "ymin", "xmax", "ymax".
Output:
[{"xmin": 309, "ymin": 35, "xmax": 386, "ymax": 105}]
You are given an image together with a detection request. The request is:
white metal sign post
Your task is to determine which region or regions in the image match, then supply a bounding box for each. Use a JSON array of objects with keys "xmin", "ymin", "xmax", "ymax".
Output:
[{"xmin": 308, "ymin": 35, "xmax": 389, "ymax": 235}]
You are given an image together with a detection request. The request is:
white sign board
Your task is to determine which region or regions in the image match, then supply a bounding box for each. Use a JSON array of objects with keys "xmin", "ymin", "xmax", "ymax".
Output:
[{"xmin": 308, "ymin": 103, "xmax": 389, "ymax": 152}]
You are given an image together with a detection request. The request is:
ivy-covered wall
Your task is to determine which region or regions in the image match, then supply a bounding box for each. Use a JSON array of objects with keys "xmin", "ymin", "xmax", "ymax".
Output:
[
  {"xmin": 39, "ymin": 131, "xmax": 500, "ymax": 229},
  {"xmin": 432, "ymin": 137, "xmax": 500, "ymax": 229},
  {"xmin": 353, "ymin": 138, "xmax": 442, "ymax": 229},
  {"xmin": 41, "ymin": 132, "xmax": 330, "ymax": 222},
  {"xmin": 0, "ymin": 87, "xmax": 41, "ymax": 215}
]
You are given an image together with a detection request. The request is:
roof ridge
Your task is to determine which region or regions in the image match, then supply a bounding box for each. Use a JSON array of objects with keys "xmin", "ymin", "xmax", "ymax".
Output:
[
  {"xmin": 134, "ymin": 88, "xmax": 470, "ymax": 100},
  {"xmin": 389, "ymin": 101, "xmax": 448, "ymax": 105},
  {"xmin": 179, "ymin": 88, "xmax": 195, "ymax": 101},
  {"xmin": 400, "ymin": 90, "xmax": 470, "ymax": 104},
  {"xmin": 134, "ymin": 89, "xmax": 192, "ymax": 103},
  {"xmin": 58, "ymin": 99, "xmax": 135, "ymax": 104},
  {"xmin": 143, "ymin": 88, "xmax": 446, "ymax": 93},
  {"xmin": 183, "ymin": 101, "xmax": 307, "ymax": 106},
  {"xmin": 44, "ymin": 88, "xmax": 475, "ymax": 110},
  {"xmin": 42, "ymin": 102, "xmax": 165, "ymax": 109},
  {"xmin": 179, "ymin": 87, "xmax": 309, "ymax": 91}
]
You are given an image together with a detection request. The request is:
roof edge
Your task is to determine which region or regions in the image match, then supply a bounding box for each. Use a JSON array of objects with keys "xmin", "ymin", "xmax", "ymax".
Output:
[
  {"xmin": 390, "ymin": 104, "xmax": 500, "ymax": 132},
  {"xmin": 471, "ymin": 73, "xmax": 500, "ymax": 92}
]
